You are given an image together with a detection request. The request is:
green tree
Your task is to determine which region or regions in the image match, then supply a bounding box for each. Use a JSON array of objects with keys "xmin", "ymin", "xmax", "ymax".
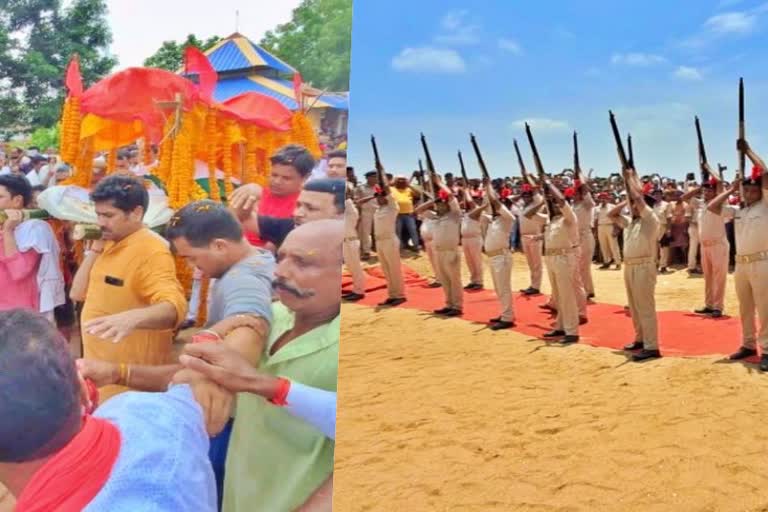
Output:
[
  {"xmin": 260, "ymin": 0, "xmax": 352, "ymax": 91},
  {"xmin": 144, "ymin": 34, "xmax": 222, "ymax": 71},
  {"xmin": 0, "ymin": 0, "xmax": 116, "ymax": 134},
  {"xmin": 29, "ymin": 125, "xmax": 60, "ymax": 149}
]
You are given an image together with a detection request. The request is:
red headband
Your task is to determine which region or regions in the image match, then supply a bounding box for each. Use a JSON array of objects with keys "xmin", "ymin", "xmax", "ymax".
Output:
[
  {"xmin": 521, "ymin": 184, "xmax": 532, "ymax": 193},
  {"xmin": 564, "ymin": 187, "xmax": 576, "ymax": 198},
  {"xmin": 438, "ymin": 189, "xmax": 451, "ymax": 201},
  {"xmin": 752, "ymin": 165, "xmax": 763, "ymax": 181},
  {"xmin": 642, "ymin": 182, "xmax": 653, "ymax": 194}
]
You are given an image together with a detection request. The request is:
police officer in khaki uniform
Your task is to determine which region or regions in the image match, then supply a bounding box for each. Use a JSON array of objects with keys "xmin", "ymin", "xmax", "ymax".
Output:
[
  {"xmin": 573, "ymin": 177, "xmax": 596, "ymax": 299},
  {"xmin": 415, "ymin": 176, "xmax": 463, "ymax": 316},
  {"xmin": 609, "ymin": 166, "xmax": 661, "ymax": 362},
  {"xmin": 541, "ymin": 179, "xmax": 580, "ymax": 344},
  {"xmin": 692, "ymin": 173, "xmax": 737, "ymax": 318},
  {"xmin": 714, "ymin": 140, "xmax": 768, "ymax": 370},
  {"xmin": 596, "ymin": 193, "xmax": 622, "ymax": 269},
  {"xmin": 461, "ymin": 187, "xmax": 484, "ymax": 290},
  {"xmin": 342, "ymin": 184, "xmax": 366, "ymax": 302},
  {"xmin": 518, "ymin": 185, "xmax": 548, "ymax": 295},
  {"xmin": 355, "ymin": 171, "xmax": 378, "ymax": 259},
  {"xmin": 372, "ymin": 166, "xmax": 406, "ymax": 307},
  {"xmin": 482, "ymin": 181, "xmax": 516, "ymax": 330}
]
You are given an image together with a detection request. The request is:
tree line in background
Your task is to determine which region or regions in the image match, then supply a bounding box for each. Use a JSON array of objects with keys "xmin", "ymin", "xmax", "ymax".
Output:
[{"xmin": 0, "ymin": 0, "xmax": 352, "ymax": 142}]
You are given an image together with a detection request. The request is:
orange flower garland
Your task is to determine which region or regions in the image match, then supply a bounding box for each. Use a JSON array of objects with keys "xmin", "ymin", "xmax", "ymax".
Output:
[
  {"xmin": 221, "ymin": 119, "xmax": 235, "ymax": 201},
  {"xmin": 195, "ymin": 276, "xmax": 210, "ymax": 327},
  {"xmin": 204, "ymin": 111, "xmax": 221, "ymax": 202},
  {"xmin": 106, "ymin": 148, "xmax": 117, "ymax": 175},
  {"xmin": 175, "ymin": 254, "xmax": 193, "ymax": 298},
  {"xmin": 59, "ymin": 96, "xmax": 82, "ymax": 165},
  {"xmin": 290, "ymin": 111, "xmax": 322, "ymax": 159}
]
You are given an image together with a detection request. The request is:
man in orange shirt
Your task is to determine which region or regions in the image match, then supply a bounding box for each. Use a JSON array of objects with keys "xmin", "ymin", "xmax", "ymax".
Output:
[{"xmin": 70, "ymin": 175, "xmax": 187, "ymax": 402}]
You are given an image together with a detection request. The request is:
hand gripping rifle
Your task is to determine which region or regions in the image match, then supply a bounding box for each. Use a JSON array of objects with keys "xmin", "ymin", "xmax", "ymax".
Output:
[
  {"xmin": 458, "ymin": 150, "xmax": 471, "ymax": 210},
  {"xmin": 469, "ymin": 133, "xmax": 497, "ymax": 216},
  {"xmin": 738, "ymin": 77, "xmax": 745, "ymax": 204},
  {"xmin": 695, "ymin": 115, "xmax": 711, "ymax": 183},
  {"xmin": 370, "ymin": 135, "xmax": 386, "ymax": 196},
  {"xmin": 524, "ymin": 122, "xmax": 554, "ymax": 217},
  {"xmin": 420, "ymin": 133, "xmax": 443, "ymax": 202}
]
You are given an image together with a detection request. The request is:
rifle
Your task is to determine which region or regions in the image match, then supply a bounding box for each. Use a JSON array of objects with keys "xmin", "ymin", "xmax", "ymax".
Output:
[
  {"xmin": 609, "ymin": 111, "xmax": 631, "ymax": 171},
  {"xmin": 573, "ymin": 131, "xmax": 582, "ymax": 179},
  {"xmin": 418, "ymin": 158, "xmax": 434, "ymax": 199},
  {"xmin": 458, "ymin": 150, "xmax": 470, "ymax": 210},
  {"xmin": 420, "ymin": 133, "xmax": 442, "ymax": 202},
  {"xmin": 514, "ymin": 138, "xmax": 536, "ymax": 187},
  {"xmin": 469, "ymin": 133, "xmax": 497, "ymax": 216},
  {"xmin": 524, "ymin": 123, "xmax": 554, "ymax": 216},
  {"xmin": 627, "ymin": 134, "xmax": 635, "ymax": 170},
  {"xmin": 738, "ymin": 77, "xmax": 745, "ymax": 203},
  {"xmin": 370, "ymin": 135, "xmax": 386, "ymax": 195},
  {"xmin": 695, "ymin": 115, "xmax": 710, "ymax": 183}
]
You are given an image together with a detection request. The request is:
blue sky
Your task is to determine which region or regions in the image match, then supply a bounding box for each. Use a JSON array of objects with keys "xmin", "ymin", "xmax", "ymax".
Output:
[{"xmin": 347, "ymin": 0, "xmax": 768, "ymax": 180}]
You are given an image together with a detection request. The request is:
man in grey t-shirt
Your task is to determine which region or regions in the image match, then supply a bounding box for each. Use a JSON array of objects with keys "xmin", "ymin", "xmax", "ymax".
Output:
[{"xmin": 165, "ymin": 200, "xmax": 276, "ymax": 509}]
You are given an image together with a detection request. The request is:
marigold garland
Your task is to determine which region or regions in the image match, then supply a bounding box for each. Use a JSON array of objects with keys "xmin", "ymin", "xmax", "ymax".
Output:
[
  {"xmin": 195, "ymin": 276, "xmax": 210, "ymax": 327},
  {"xmin": 221, "ymin": 119, "xmax": 236, "ymax": 201},
  {"xmin": 106, "ymin": 148, "xmax": 117, "ymax": 175},
  {"xmin": 204, "ymin": 111, "xmax": 221, "ymax": 202},
  {"xmin": 59, "ymin": 96, "xmax": 82, "ymax": 165}
]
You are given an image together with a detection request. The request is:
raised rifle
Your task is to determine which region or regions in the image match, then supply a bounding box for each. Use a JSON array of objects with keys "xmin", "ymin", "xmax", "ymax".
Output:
[
  {"xmin": 695, "ymin": 115, "xmax": 710, "ymax": 183},
  {"xmin": 370, "ymin": 135, "xmax": 386, "ymax": 195},
  {"xmin": 524, "ymin": 123, "xmax": 554, "ymax": 217},
  {"xmin": 609, "ymin": 110, "xmax": 631, "ymax": 171},
  {"xmin": 458, "ymin": 150, "xmax": 471, "ymax": 210},
  {"xmin": 418, "ymin": 158, "xmax": 434, "ymax": 199},
  {"xmin": 738, "ymin": 77, "xmax": 745, "ymax": 204},
  {"xmin": 420, "ymin": 133, "xmax": 442, "ymax": 202},
  {"xmin": 573, "ymin": 131, "xmax": 582, "ymax": 179},
  {"xmin": 469, "ymin": 133, "xmax": 496, "ymax": 216},
  {"xmin": 627, "ymin": 134, "xmax": 635, "ymax": 170}
]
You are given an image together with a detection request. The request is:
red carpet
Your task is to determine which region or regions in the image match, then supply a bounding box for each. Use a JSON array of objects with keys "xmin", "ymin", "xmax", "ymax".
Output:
[{"xmin": 342, "ymin": 265, "xmax": 750, "ymax": 360}]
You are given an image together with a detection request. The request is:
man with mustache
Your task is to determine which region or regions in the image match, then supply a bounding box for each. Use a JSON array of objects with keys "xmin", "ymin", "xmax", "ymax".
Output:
[
  {"xmin": 78, "ymin": 212, "xmax": 339, "ymax": 511},
  {"xmin": 188, "ymin": 218, "xmax": 342, "ymax": 512}
]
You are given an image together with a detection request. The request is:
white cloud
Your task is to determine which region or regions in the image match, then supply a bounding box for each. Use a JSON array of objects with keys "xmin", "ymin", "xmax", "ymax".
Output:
[
  {"xmin": 498, "ymin": 37, "xmax": 522, "ymax": 55},
  {"xmin": 512, "ymin": 118, "xmax": 570, "ymax": 133},
  {"xmin": 610, "ymin": 52, "xmax": 667, "ymax": 66},
  {"xmin": 434, "ymin": 10, "xmax": 480, "ymax": 45},
  {"xmin": 673, "ymin": 66, "xmax": 703, "ymax": 80},
  {"xmin": 704, "ymin": 11, "xmax": 757, "ymax": 34},
  {"xmin": 391, "ymin": 47, "xmax": 466, "ymax": 73}
]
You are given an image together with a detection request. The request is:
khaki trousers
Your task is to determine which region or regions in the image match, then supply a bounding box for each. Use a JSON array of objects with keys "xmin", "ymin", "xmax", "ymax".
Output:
[
  {"xmin": 545, "ymin": 253, "xmax": 579, "ymax": 335},
  {"xmin": 579, "ymin": 231, "xmax": 595, "ymax": 295},
  {"xmin": 376, "ymin": 237, "xmax": 404, "ymax": 299},
  {"xmin": 435, "ymin": 248, "xmax": 463, "ymax": 309},
  {"xmin": 424, "ymin": 239, "xmax": 440, "ymax": 283},
  {"xmin": 522, "ymin": 236, "xmax": 543, "ymax": 289},
  {"xmin": 598, "ymin": 225, "xmax": 622, "ymax": 264},
  {"xmin": 462, "ymin": 236, "xmax": 484, "ymax": 285},
  {"xmin": 735, "ymin": 258, "xmax": 768, "ymax": 351},
  {"xmin": 489, "ymin": 252, "xmax": 514, "ymax": 321},
  {"xmin": 359, "ymin": 209, "xmax": 375, "ymax": 254},
  {"xmin": 343, "ymin": 239, "xmax": 366, "ymax": 295},
  {"xmin": 688, "ymin": 224, "xmax": 700, "ymax": 270},
  {"xmin": 624, "ymin": 261, "xmax": 658, "ymax": 350},
  {"xmin": 656, "ymin": 225, "xmax": 669, "ymax": 268},
  {"xmin": 701, "ymin": 240, "xmax": 729, "ymax": 311}
]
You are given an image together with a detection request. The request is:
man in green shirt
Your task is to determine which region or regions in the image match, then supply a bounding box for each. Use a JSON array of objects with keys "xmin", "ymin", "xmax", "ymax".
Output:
[{"xmin": 223, "ymin": 219, "xmax": 342, "ymax": 512}]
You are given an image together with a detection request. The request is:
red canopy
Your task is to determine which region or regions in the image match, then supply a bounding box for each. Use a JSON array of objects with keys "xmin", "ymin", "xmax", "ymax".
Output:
[
  {"xmin": 220, "ymin": 92, "xmax": 293, "ymax": 131},
  {"xmin": 80, "ymin": 67, "xmax": 201, "ymax": 142}
]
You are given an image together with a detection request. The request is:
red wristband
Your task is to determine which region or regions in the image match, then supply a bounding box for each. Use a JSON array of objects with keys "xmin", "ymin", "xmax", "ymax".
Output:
[{"xmin": 269, "ymin": 377, "xmax": 291, "ymax": 406}]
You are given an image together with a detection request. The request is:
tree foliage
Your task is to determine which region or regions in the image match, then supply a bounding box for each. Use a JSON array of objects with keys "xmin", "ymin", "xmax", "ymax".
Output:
[
  {"xmin": 0, "ymin": 0, "xmax": 116, "ymax": 135},
  {"xmin": 260, "ymin": 0, "xmax": 352, "ymax": 91},
  {"xmin": 143, "ymin": 34, "xmax": 222, "ymax": 72},
  {"xmin": 29, "ymin": 124, "xmax": 59, "ymax": 149}
]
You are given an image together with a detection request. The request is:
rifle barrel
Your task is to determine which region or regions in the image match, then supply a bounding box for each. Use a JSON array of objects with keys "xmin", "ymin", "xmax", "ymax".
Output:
[
  {"xmin": 739, "ymin": 78, "xmax": 745, "ymax": 176},
  {"xmin": 524, "ymin": 123, "xmax": 545, "ymax": 176},
  {"xmin": 573, "ymin": 131, "xmax": 580, "ymax": 174},
  {"xmin": 609, "ymin": 111, "xmax": 629, "ymax": 170},
  {"xmin": 513, "ymin": 139, "xmax": 527, "ymax": 174}
]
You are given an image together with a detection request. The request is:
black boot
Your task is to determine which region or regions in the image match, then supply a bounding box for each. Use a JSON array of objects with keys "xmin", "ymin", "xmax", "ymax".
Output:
[{"xmin": 729, "ymin": 346, "xmax": 757, "ymax": 360}]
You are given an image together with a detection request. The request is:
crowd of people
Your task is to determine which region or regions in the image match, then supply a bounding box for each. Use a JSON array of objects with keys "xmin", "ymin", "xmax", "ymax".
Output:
[
  {"xmin": 343, "ymin": 139, "xmax": 768, "ymax": 367},
  {"xmin": 0, "ymin": 139, "xmax": 349, "ymax": 511}
]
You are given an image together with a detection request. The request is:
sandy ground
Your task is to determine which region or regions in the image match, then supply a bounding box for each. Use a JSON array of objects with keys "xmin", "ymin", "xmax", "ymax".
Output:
[{"xmin": 334, "ymin": 252, "xmax": 768, "ymax": 512}]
